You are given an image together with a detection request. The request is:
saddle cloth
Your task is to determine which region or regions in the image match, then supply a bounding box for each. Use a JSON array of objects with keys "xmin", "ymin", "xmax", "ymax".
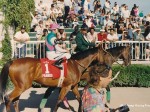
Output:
[{"xmin": 40, "ymin": 58, "xmax": 67, "ymax": 79}]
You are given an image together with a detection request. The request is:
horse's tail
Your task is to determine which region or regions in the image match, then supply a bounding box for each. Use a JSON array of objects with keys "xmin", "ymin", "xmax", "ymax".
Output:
[{"xmin": 0, "ymin": 61, "xmax": 13, "ymax": 103}]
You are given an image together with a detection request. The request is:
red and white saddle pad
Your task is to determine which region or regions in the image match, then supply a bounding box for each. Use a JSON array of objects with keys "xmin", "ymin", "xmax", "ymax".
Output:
[{"xmin": 40, "ymin": 58, "xmax": 67, "ymax": 79}]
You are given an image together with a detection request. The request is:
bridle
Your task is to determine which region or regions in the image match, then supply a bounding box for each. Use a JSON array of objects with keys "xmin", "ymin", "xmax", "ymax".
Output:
[
  {"xmin": 74, "ymin": 52, "xmax": 99, "ymax": 74},
  {"xmin": 102, "ymin": 45, "xmax": 125, "ymax": 67}
]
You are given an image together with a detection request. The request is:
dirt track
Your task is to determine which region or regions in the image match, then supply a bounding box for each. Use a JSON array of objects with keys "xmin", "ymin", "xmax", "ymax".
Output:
[{"xmin": 0, "ymin": 87, "xmax": 150, "ymax": 112}]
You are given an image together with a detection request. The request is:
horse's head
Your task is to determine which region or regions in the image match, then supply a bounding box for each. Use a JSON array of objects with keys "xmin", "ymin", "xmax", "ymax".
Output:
[{"xmin": 120, "ymin": 45, "xmax": 132, "ymax": 66}]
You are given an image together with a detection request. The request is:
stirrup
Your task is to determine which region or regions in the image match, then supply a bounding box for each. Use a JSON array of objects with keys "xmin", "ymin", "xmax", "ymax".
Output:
[{"xmin": 53, "ymin": 64, "xmax": 63, "ymax": 69}]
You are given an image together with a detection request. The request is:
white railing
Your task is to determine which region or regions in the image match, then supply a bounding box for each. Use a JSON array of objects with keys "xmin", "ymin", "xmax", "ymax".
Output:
[{"xmin": 12, "ymin": 41, "xmax": 150, "ymax": 62}]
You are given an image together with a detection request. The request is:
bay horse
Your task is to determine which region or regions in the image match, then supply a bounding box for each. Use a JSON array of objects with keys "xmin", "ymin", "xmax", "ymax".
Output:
[
  {"xmin": 81, "ymin": 45, "xmax": 132, "ymax": 80},
  {"xmin": 0, "ymin": 44, "xmax": 108, "ymax": 112},
  {"xmin": 38, "ymin": 45, "xmax": 131, "ymax": 111}
]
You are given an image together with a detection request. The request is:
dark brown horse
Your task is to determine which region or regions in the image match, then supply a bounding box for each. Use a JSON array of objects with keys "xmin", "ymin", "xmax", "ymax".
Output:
[
  {"xmin": 38, "ymin": 45, "xmax": 131, "ymax": 111},
  {"xmin": 81, "ymin": 45, "xmax": 132, "ymax": 81},
  {"xmin": 0, "ymin": 44, "xmax": 108, "ymax": 112}
]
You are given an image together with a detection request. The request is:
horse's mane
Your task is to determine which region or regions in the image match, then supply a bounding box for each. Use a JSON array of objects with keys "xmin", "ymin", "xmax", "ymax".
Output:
[
  {"xmin": 71, "ymin": 47, "xmax": 98, "ymax": 60},
  {"xmin": 106, "ymin": 46, "xmax": 126, "ymax": 56}
]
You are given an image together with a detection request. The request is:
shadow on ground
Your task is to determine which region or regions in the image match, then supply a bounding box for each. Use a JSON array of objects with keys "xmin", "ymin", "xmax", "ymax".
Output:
[{"xmin": 0, "ymin": 88, "xmax": 82, "ymax": 112}]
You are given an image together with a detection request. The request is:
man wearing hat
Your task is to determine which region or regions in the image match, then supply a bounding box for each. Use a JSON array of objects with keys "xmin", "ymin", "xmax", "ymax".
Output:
[
  {"xmin": 56, "ymin": 26, "xmax": 67, "ymax": 41},
  {"xmin": 97, "ymin": 29, "xmax": 108, "ymax": 41},
  {"xmin": 14, "ymin": 26, "xmax": 30, "ymax": 58},
  {"xmin": 46, "ymin": 24, "xmax": 71, "ymax": 69},
  {"xmin": 75, "ymin": 24, "xmax": 96, "ymax": 52}
]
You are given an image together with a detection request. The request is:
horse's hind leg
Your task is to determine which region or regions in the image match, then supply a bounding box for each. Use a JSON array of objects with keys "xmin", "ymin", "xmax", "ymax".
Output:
[
  {"xmin": 53, "ymin": 85, "xmax": 71, "ymax": 112},
  {"xmin": 12, "ymin": 96, "xmax": 20, "ymax": 112},
  {"xmin": 5, "ymin": 87, "xmax": 26, "ymax": 112}
]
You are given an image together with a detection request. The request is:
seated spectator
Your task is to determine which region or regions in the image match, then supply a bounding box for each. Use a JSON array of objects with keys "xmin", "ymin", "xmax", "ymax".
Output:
[
  {"xmin": 49, "ymin": 4, "xmax": 57, "ymax": 21},
  {"xmin": 87, "ymin": 27, "xmax": 98, "ymax": 43},
  {"xmin": 104, "ymin": 16, "xmax": 114, "ymax": 27},
  {"xmin": 115, "ymin": 21, "xmax": 125, "ymax": 40},
  {"xmin": 107, "ymin": 28, "xmax": 119, "ymax": 42},
  {"xmin": 55, "ymin": 6, "xmax": 62, "ymax": 17},
  {"xmin": 133, "ymin": 28, "xmax": 144, "ymax": 41},
  {"xmin": 56, "ymin": 26, "xmax": 67, "ymax": 41},
  {"xmin": 72, "ymin": 17, "xmax": 79, "ymax": 29},
  {"xmin": 122, "ymin": 31, "xmax": 131, "ymax": 41},
  {"xmin": 56, "ymin": 13, "xmax": 64, "ymax": 26},
  {"xmin": 30, "ymin": 25, "xmax": 37, "ymax": 32},
  {"xmin": 84, "ymin": 13, "xmax": 93, "ymax": 28},
  {"xmin": 122, "ymin": 6, "xmax": 130, "ymax": 21},
  {"xmin": 127, "ymin": 24, "xmax": 134, "ymax": 40},
  {"xmin": 36, "ymin": 20, "xmax": 44, "ymax": 38},
  {"xmin": 45, "ymin": 17, "xmax": 53, "ymax": 27},
  {"xmin": 38, "ymin": 29, "xmax": 48, "ymax": 41},
  {"xmin": 97, "ymin": 29, "xmax": 108, "ymax": 41},
  {"xmin": 30, "ymin": 13, "xmax": 38, "ymax": 28}
]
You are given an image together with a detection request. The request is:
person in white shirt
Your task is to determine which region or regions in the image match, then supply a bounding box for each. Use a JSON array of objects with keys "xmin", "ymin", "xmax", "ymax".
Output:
[
  {"xmin": 87, "ymin": 27, "xmax": 98, "ymax": 43},
  {"xmin": 83, "ymin": 0, "xmax": 90, "ymax": 13},
  {"xmin": 122, "ymin": 6, "xmax": 130, "ymax": 21},
  {"xmin": 146, "ymin": 14, "xmax": 150, "ymax": 22},
  {"xmin": 14, "ymin": 26, "xmax": 30, "ymax": 58},
  {"xmin": 104, "ymin": 0, "xmax": 110, "ymax": 14},
  {"xmin": 85, "ymin": 14, "xmax": 93, "ymax": 28},
  {"xmin": 64, "ymin": 0, "xmax": 72, "ymax": 23},
  {"xmin": 104, "ymin": 16, "xmax": 113, "ymax": 27},
  {"xmin": 107, "ymin": 28, "xmax": 119, "ymax": 41}
]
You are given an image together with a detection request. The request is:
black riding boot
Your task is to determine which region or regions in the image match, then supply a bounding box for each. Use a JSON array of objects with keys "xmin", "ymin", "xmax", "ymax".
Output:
[{"xmin": 53, "ymin": 58, "xmax": 64, "ymax": 69}]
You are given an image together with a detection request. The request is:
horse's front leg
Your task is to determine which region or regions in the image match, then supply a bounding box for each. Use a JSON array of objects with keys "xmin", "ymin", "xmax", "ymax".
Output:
[
  {"xmin": 38, "ymin": 87, "xmax": 56, "ymax": 112},
  {"xmin": 53, "ymin": 85, "xmax": 71, "ymax": 112},
  {"xmin": 72, "ymin": 85, "xmax": 82, "ymax": 112}
]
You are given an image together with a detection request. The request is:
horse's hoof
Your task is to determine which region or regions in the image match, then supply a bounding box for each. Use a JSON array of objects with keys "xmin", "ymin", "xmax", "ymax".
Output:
[{"xmin": 38, "ymin": 108, "xmax": 44, "ymax": 112}]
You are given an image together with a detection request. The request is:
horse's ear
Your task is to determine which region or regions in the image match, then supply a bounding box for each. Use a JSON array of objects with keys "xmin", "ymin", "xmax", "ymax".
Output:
[
  {"xmin": 98, "ymin": 43, "xmax": 103, "ymax": 50},
  {"xmin": 126, "ymin": 44, "xmax": 132, "ymax": 49},
  {"xmin": 127, "ymin": 43, "xmax": 132, "ymax": 47},
  {"xmin": 98, "ymin": 41, "xmax": 105, "ymax": 50}
]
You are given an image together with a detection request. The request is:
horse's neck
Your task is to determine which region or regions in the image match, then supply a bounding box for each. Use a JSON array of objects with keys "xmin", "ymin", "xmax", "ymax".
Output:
[
  {"xmin": 111, "ymin": 48, "xmax": 123, "ymax": 59},
  {"xmin": 75, "ymin": 53, "xmax": 97, "ymax": 71}
]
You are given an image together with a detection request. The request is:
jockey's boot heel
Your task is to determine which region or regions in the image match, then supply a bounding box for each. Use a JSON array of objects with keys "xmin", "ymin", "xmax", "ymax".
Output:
[{"xmin": 53, "ymin": 58, "xmax": 64, "ymax": 69}]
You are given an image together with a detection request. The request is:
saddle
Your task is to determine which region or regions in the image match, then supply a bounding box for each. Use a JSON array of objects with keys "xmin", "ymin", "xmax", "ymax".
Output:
[{"xmin": 40, "ymin": 58, "xmax": 67, "ymax": 79}]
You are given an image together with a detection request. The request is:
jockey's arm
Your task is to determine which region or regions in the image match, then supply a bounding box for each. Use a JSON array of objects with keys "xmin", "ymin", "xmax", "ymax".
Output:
[{"xmin": 55, "ymin": 44, "xmax": 69, "ymax": 53}]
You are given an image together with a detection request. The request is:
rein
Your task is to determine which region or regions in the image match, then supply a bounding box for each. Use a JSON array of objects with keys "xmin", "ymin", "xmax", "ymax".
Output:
[{"xmin": 74, "ymin": 53, "xmax": 99, "ymax": 74}]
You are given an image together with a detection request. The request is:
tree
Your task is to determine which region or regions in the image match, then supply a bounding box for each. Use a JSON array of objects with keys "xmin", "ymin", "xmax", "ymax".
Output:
[{"xmin": 0, "ymin": 0, "xmax": 35, "ymax": 62}]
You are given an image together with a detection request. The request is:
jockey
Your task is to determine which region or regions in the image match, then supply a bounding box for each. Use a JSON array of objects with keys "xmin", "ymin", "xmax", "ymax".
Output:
[{"xmin": 46, "ymin": 23, "xmax": 71, "ymax": 69}]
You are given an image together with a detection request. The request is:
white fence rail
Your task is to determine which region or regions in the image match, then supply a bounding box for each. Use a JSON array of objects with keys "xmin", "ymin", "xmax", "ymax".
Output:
[{"xmin": 12, "ymin": 41, "xmax": 150, "ymax": 62}]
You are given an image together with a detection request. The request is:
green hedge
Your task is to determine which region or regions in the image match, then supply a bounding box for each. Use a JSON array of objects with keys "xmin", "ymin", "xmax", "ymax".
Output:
[
  {"xmin": 0, "ymin": 64, "xmax": 150, "ymax": 90},
  {"xmin": 111, "ymin": 65, "xmax": 150, "ymax": 87}
]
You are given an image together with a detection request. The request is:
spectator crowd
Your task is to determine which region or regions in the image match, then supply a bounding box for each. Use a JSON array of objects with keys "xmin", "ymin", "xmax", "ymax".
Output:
[{"xmin": 14, "ymin": 0, "xmax": 150, "ymax": 60}]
